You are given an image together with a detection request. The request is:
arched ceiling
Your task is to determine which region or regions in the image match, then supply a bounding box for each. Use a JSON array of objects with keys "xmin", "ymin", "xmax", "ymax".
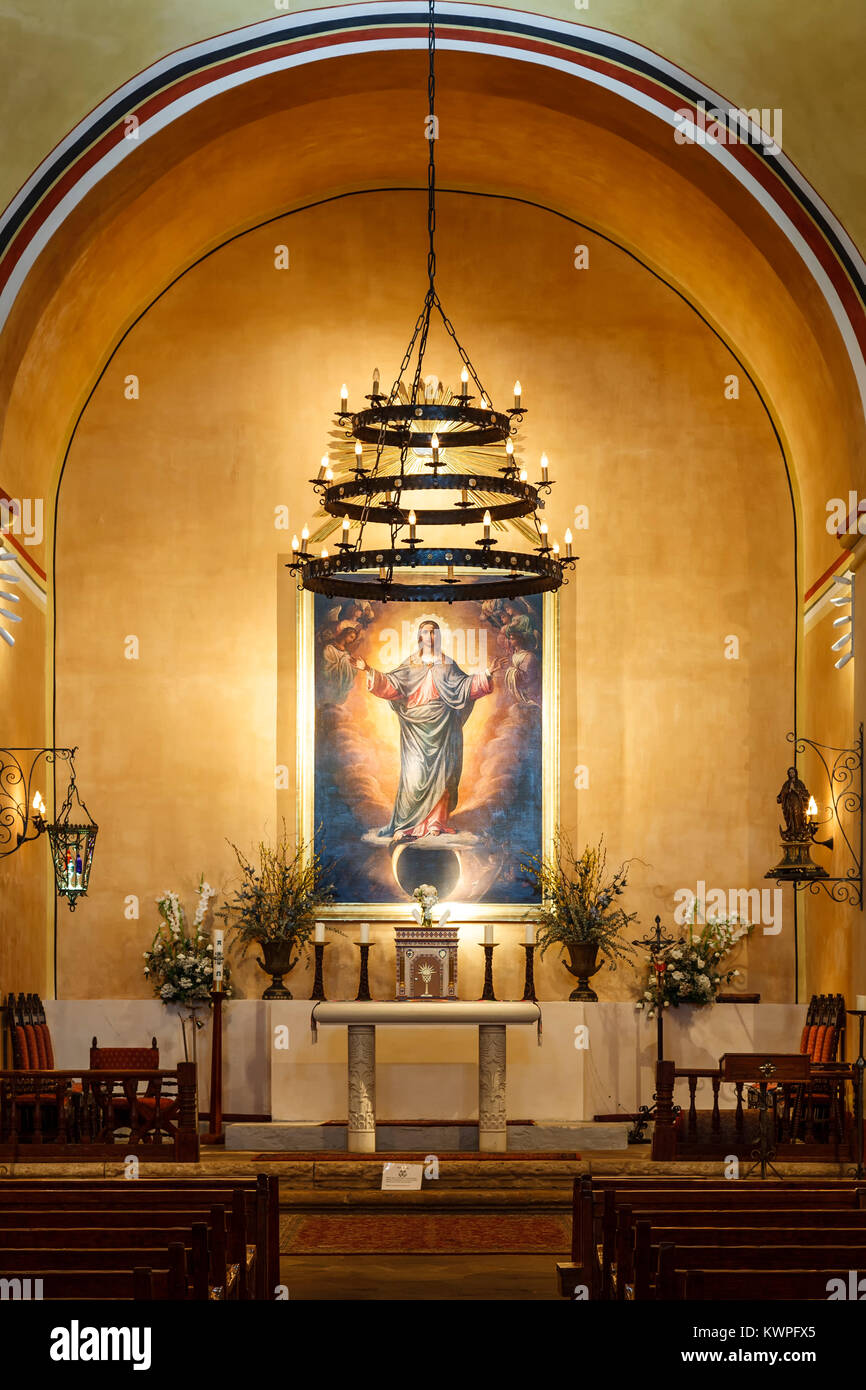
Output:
[{"xmin": 0, "ymin": 9, "xmax": 863, "ymax": 600}]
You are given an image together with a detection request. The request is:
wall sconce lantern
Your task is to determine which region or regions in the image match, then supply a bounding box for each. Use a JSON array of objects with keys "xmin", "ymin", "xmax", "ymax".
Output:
[
  {"xmin": 0, "ymin": 747, "xmax": 98, "ymax": 910},
  {"xmin": 765, "ymin": 726, "xmax": 862, "ymax": 906}
]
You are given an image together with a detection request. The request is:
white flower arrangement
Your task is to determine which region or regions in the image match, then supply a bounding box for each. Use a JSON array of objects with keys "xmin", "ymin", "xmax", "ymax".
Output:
[
  {"xmin": 144, "ymin": 876, "xmax": 231, "ymax": 1007},
  {"xmin": 412, "ymin": 883, "xmax": 446, "ymax": 929},
  {"xmin": 635, "ymin": 916, "xmax": 752, "ymax": 1019}
]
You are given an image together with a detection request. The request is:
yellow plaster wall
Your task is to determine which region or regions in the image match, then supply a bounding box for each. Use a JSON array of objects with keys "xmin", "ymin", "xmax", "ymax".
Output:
[{"xmin": 53, "ymin": 189, "xmax": 793, "ymax": 1002}]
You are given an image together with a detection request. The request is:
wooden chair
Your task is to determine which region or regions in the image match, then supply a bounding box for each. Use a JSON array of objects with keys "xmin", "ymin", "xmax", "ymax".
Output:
[{"xmin": 89, "ymin": 1036, "xmax": 176, "ymax": 1140}]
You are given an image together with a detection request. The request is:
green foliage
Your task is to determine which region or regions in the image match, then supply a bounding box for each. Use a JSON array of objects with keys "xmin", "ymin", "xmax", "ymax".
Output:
[
  {"xmin": 521, "ymin": 832, "xmax": 638, "ymax": 969},
  {"xmin": 218, "ymin": 830, "xmax": 337, "ymax": 959}
]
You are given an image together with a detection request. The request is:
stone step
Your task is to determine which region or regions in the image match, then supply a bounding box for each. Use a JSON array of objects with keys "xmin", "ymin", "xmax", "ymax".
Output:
[{"xmin": 225, "ymin": 1120, "xmax": 625, "ymax": 1153}]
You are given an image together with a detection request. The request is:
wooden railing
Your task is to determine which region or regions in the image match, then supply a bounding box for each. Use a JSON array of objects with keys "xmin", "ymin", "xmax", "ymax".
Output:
[
  {"xmin": 651, "ymin": 1058, "xmax": 855, "ymax": 1162},
  {"xmin": 0, "ymin": 1065, "xmax": 199, "ymax": 1162}
]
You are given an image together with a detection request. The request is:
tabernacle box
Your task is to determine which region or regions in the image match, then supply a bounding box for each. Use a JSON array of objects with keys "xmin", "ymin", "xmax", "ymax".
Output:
[{"xmin": 720, "ymin": 1052, "xmax": 811, "ymax": 1083}]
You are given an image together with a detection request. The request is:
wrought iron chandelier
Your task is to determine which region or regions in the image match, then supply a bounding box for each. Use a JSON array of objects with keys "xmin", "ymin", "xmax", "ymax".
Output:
[{"xmin": 287, "ymin": 0, "xmax": 577, "ymax": 602}]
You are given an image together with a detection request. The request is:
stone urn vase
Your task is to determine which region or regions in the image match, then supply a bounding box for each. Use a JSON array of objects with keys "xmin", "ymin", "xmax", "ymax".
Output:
[
  {"xmin": 562, "ymin": 941, "xmax": 603, "ymax": 1001},
  {"xmin": 257, "ymin": 939, "xmax": 298, "ymax": 999}
]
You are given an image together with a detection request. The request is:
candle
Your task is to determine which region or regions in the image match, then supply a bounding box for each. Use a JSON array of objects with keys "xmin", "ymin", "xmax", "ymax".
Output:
[
  {"xmin": 213, "ymin": 929, "xmax": 225, "ymax": 983},
  {"xmin": 447, "ymin": 564, "xmax": 454, "ymax": 580},
  {"xmin": 540, "ymin": 453, "xmax": 549, "ymax": 482},
  {"xmin": 409, "ymin": 510, "xmax": 417, "ymax": 540},
  {"xmin": 372, "ymin": 367, "xmax": 380, "ymax": 397},
  {"xmin": 342, "ymin": 515, "xmax": 350, "ymax": 540},
  {"xmin": 519, "ymin": 469, "xmax": 527, "ymax": 483},
  {"xmin": 354, "ymin": 441, "xmax": 363, "ymax": 469},
  {"xmin": 513, "ymin": 380, "xmax": 522, "ymax": 409},
  {"xmin": 461, "ymin": 488, "xmax": 468, "ymax": 505},
  {"xmin": 291, "ymin": 534, "xmax": 299, "ymax": 558},
  {"xmin": 552, "ymin": 541, "xmax": 560, "ymax": 556},
  {"xmin": 301, "ymin": 524, "xmax": 309, "ymax": 546},
  {"xmin": 431, "ymin": 432, "xmax": 440, "ymax": 467},
  {"xmin": 484, "ymin": 924, "xmax": 494, "ymax": 945},
  {"xmin": 857, "ymin": 995, "xmax": 866, "ymax": 1012},
  {"xmin": 524, "ymin": 924, "xmax": 535, "ymax": 945},
  {"xmin": 317, "ymin": 455, "xmax": 328, "ymax": 481},
  {"xmin": 565, "ymin": 527, "xmax": 573, "ymax": 558},
  {"xmin": 340, "ymin": 383, "xmax": 348, "ymax": 413},
  {"xmin": 321, "ymin": 547, "xmax": 329, "ymax": 559},
  {"xmin": 460, "ymin": 367, "xmax": 469, "ymax": 396},
  {"xmin": 314, "ymin": 922, "xmax": 325, "ymax": 944},
  {"xmin": 483, "ymin": 510, "xmax": 491, "ymax": 542},
  {"xmin": 325, "ymin": 466, "xmax": 334, "ymax": 483},
  {"xmin": 360, "ymin": 923, "xmax": 370, "ymax": 944},
  {"xmin": 539, "ymin": 521, "xmax": 548, "ymax": 543},
  {"xmin": 481, "ymin": 395, "xmax": 489, "ymax": 410}
]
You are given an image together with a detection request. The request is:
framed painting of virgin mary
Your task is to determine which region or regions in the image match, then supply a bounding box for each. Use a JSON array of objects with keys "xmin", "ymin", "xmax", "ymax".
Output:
[{"xmin": 295, "ymin": 576, "xmax": 559, "ymax": 918}]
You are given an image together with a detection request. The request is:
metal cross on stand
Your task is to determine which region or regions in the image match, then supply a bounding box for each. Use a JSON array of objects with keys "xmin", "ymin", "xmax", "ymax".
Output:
[{"xmin": 628, "ymin": 914, "xmax": 678, "ymax": 1144}]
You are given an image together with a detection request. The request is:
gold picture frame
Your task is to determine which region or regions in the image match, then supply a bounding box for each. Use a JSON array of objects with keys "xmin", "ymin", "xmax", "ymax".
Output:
[{"xmin": 295, "ymin": 570, "xmax": 559, "ymax": 920}]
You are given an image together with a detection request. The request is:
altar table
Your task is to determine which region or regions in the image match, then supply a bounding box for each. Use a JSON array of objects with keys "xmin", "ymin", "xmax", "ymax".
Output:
[{"xmin": 310, "ymin": 1001, "xmax": 542, "ymax": 1152}]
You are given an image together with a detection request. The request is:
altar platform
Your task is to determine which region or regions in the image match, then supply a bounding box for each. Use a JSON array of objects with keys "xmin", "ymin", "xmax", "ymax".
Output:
[{"xmin": 42, "ymin": 998, "xmax": 808, "ymax": 1143}]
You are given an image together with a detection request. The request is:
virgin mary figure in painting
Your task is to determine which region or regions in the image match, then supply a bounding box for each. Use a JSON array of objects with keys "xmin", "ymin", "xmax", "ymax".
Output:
[{"xmin": 355, "ymin": 620, "xmax": 494, "ymax": 840}]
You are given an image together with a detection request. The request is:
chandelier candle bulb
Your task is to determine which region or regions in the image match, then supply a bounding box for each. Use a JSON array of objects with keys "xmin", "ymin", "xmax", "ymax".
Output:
[
  {"xmin": 301, "ymin": 524, "xmax": 309, "ymax": 544},
  {"xmin": 483, "ymin": 510, "xmax": 491, "ymax": 541},
  {"xmin": 325, "ymin": 466, "xmax": 333, "ymax": 483},
  {"xmin": 461, "ymin": 367, "xmax": 469, "ymax": 396},
  {"xmin": 291, "ymin": 534, "xmax": 299, "ymax": 557},
  {"xmin": 519, "ymin": 468, "xmax": 527, "ymax": 483},
  {"xmin": 317, "ymin": 455, "xmax": 328, "ymax": 481},
  {"xmin": 565, "ymin": 528, "xmax": 573, "ymax": 558},
  {"xmin": 552, "ymin": 541, "xmax": 560, "ymax": 556},
  {"xmin": 540, "ymin": 453, "xmax": 549, "ymax": 482},
  {"xmin": 461, "ymin": 488, "xmax": 468, "ymax": 505},
  {"xmin": 342, "ymin": 515, "xmax": 350, "ymax": 537},
  {"xmin": 431, "ymin": 432, "xmax": 440, "ymax": 466},
  {"xmin": 513, "ymin": 381, "xmax": 522, "ymax": 409},
  {"xmin": 372, "ymin": 367, "xmax": 380, "ymax": 397},
  {"xmin": 354, "ymin": 442, "xmax": 363, "ymax": 467},
  {"xmin": 539, "ymin": 521, "xmax": 548, "ymax": 541},
  {"xmin": 340, "ymin": 383, "xmax": 348, "ymax": 412},
  {"xmin": 409, "ymin": 510, "xmax": 417, "ymax": 539},
  {"xmin": 321, "ymin": 547, "xmax": 329, "ymax": 559},
  {"xmin": 360, "ymin": 923, "xmax": 370, "ymax": 944}
]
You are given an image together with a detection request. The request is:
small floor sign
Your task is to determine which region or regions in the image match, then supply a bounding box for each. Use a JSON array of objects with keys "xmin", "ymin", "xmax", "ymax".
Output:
[{"xmin": 381, "ymin": 1161, "xmax": 424, "ymax": 1190}]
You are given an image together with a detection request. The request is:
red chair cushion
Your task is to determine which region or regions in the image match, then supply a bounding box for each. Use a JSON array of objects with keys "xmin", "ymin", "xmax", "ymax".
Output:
[{"xmin": 90, "ymin": 1048, "xmax": 159, "ymax": 1070}]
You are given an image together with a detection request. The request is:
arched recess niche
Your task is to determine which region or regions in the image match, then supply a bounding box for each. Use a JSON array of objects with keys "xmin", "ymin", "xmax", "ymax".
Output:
[{"xmin": 0, "ymin": 13, "xmax": 863, "ymax": 999}]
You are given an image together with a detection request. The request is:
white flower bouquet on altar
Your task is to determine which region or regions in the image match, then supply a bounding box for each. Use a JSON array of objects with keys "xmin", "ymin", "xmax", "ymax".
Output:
[
  {"xmin": 411, "ymin": 883, "xmax": 450, "ymax": 929},
  {"xmin": 144, "ymin": 876, "xmax": 232, "ymax": 1007},
  {"xmin": 635, "ymin": 916, "xmax": 753, "ymax": 1019}
]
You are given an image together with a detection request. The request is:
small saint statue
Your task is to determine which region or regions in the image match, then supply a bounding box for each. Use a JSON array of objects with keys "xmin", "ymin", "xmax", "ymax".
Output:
[{"xmin": 777, "ymin": 766, "xmax": 812, "ymax": 839}]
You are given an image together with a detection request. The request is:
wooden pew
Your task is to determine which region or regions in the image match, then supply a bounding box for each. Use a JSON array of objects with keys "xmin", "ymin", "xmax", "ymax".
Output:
[
  {"xmin": 653, "ymin": 1240, "xmax": 866, "ymax": 1299},
  {"xmin": 557, "ymin": 1174, "xmax": 866, "ymax": 1299},
  {"xmin": 0, "ymin": 1173, "xmax": 279, "ymax": 1298}
]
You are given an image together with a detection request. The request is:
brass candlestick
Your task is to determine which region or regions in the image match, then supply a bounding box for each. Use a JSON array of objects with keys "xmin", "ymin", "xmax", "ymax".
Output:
[
  {"xmin": 521, "ymin": 943, "xmax": 537, "ymax": 1001},
  {"xmin": 355, "ymin": 942, "xmax": 374, "ymax": 1002},
  {"xmin": 311, "ymin": 941, "xmax": 328, "ymax": 1001},
  {"xmin": 480, "ymin": 942, "xmax": 498, "ymax": 1001}
]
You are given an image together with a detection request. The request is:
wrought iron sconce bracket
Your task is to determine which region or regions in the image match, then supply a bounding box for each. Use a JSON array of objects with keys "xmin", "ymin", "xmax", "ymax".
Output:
[
  {"xmin": 768, "ymin": 725, "xmax": 863, "ymax": 908},
  {"xmin": 0, "ymin": 746, "xmax": 76, "ymax": 857}
]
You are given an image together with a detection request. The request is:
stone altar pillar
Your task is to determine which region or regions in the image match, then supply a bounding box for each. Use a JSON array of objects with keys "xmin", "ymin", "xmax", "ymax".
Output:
[
  {"xmin": 347, "ymin": 1023, "xmax": 376, "ymax": 1153},
  {"xmin": 478, "ymin": 1023, "xmax": 507, "ymax": 1151}
]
